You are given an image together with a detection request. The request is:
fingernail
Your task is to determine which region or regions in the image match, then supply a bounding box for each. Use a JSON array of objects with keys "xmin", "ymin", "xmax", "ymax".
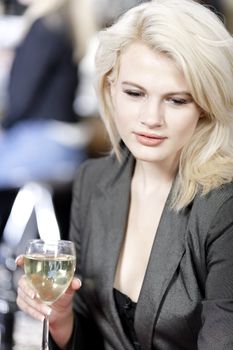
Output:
[
  {"xmin": 15, "ymin": 255, "xmax": 21, "ymax": 264},
  {"xmin": 77, "ymin": 278, "xmax": 82, "ymax": 288},
  {"xmin": 42, "ymin": 307, "xmax": 51, "ymax": 316},
  {"xmin": 30, "ymin": 292, "xmax": 35, "ymax": 299},
  {"xmin": 46, "ymin": 307, "xmax": 52, "ymax": 316}
]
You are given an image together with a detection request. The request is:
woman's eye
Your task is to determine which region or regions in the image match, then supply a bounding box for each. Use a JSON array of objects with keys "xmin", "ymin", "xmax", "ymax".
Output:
[
  {"xmin": 167, "ymin": 97, "xmax": 191, "ymax": 105},
  {"xmin": 124, "ymin": 89, "xmax": 144, "ymax": 98}
]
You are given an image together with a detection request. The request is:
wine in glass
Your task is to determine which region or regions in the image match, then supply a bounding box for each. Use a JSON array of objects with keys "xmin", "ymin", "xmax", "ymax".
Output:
[{"xmin": 24, "ymin": 239, "xmax": 76, "ymax": 350}]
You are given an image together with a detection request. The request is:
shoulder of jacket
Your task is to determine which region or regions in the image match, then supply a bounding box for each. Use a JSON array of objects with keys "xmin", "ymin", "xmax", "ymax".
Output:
[
  {"xmin": 73, "ymin": 154, "xmax": 116, "ymax": 188},
  {"xmin": 189, "ymin": 181, "xmax": 233, "ymax": 231},
  {"xmin": 194, "ymin": 181, "xmax": 233, "ymax": 210}
]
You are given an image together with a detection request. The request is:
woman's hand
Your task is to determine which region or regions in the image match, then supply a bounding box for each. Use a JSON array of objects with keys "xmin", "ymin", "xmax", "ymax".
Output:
[{"xmin": 16, "ymin": 255, "xmax": 81, "ymax": 348}]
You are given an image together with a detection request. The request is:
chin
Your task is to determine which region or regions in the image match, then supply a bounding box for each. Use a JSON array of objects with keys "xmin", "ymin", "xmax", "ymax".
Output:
[{"xmin": 130, "ymin": 150, "xmax": 166, "ymax": 163}]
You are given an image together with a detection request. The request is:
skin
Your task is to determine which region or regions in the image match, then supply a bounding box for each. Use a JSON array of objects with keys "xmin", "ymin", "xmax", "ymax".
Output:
[
  {"xmin": 16, "ymin": 41, "xmax": 201, "ymax": 345},
  {"xmin": 111, "ymin": 42, "xmax": 201, "ymax": 168}
]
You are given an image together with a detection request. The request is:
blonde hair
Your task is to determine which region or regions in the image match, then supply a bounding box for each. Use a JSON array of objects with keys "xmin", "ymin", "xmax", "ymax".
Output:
[
  {"xmin": 95, "ymin": 0, "xmax": 233, "ymax": 210},
  {"xmin": 22, "ymin": 0, "xmax": 96, "ymax": 61}
]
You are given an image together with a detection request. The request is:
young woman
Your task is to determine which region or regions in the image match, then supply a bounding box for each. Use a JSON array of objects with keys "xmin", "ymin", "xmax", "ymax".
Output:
[{"xmin": 16, "ymin": 0, "xmax": 233, "ymax": 349}]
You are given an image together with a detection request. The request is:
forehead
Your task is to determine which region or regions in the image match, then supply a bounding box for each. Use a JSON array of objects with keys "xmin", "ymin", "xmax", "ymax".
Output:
[{"xmin": 117, "ymin": 42, "xmax": 188, "ymax": 90}]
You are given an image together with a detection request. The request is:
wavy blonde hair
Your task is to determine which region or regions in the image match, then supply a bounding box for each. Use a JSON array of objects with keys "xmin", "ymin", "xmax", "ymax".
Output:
[
  {"xmin": 22, "ymin": 0, "xmax": 96, "ymax": 61},
  {"xmin": 95, "ymin": 0, "xmax": 233, "ymax": 210}
]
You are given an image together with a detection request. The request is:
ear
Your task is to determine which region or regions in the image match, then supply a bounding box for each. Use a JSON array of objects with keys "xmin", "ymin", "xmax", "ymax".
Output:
[{"xmin": 199, "ymin": 108, "xmax": 205, "ymax": 119}]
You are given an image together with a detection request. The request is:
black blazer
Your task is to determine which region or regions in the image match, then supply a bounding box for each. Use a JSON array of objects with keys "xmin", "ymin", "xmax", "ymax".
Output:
[
  {"xmin": 51, "ymin": 147, "xmax": 233, "ymax": 350},
  {"xmin": 3, "ymin": 17, "xmax": 78, "ymax": 129}
]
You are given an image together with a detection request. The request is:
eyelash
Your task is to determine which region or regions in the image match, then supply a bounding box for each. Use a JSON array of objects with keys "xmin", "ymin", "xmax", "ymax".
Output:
[
  {"xmin": 123, "ymin": 90, "xmax": 192, "ymax": 105},
  {"xmin": 166, "ymin": 97, "xmax": 190, "ymax": 105},
  {"xmin": 123, "ymin": 89, "xmax": 144, "ymax": 97}
]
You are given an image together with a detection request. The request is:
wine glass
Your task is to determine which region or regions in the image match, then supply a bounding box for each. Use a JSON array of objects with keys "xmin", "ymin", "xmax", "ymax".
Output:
[{"xmin": 24, "ymin": 239, "xmax": 76, "ymax": 350}]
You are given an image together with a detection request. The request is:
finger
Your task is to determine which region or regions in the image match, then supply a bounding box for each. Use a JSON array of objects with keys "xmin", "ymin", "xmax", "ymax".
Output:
[
  {"xmin": 18, "ymin": 276, "xmax": 51, "ymax": 314},
  {"xmin": 17, "ymin": 283, "xmax": 36, "ymax": 307},
  {"xmin": 17, "ymin": 286, "xmax": 51, "ymax": 318},
  {"xmin": 64, "ymin": 277, "xmax": 82, "ymax": 297},
  {"xmin": 15, "ymin": 255, "xmax": 24, "ymax": 267},
  {"xmin": 17, "ymin": 295, "xmax": 45, "ymax": 322},
  {"xmin": 72, "ymin": 277, "xmax": 82, "ymax": 289},
  {"xmin": 18, "ymin": 275, "xmax": 35, "ymax": 299}
]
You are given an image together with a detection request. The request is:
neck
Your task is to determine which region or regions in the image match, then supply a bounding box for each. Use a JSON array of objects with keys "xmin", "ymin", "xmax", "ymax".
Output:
[{"xmin": 133, "ymin": 158, "xmax": 179, "ymax": 194}]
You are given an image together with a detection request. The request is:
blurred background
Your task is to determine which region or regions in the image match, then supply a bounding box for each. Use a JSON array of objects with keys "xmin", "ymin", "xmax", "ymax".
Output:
[{"xmin": 0, "ymin": 0, "xmax": 232, "ymax": 348}]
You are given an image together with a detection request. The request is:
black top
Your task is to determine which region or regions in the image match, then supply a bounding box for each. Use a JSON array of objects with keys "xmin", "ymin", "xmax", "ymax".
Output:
[{"xmin": 114, "ymin": 288, "xmax": 141, "ymax": 350}]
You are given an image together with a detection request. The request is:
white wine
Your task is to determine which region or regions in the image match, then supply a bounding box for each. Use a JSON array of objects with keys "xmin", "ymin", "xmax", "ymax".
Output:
[{"xmin": 24, "ymin": 254, "xmax": 76, "ymax": 304}]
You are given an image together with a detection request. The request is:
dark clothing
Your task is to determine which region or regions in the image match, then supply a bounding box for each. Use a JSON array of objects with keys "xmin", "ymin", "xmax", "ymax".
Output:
[
  {"xmin": 114, "ymin": 289, "xmax": 141, "ymax": 350},
  {"xmin": 201, "ymin": 1, "xmax": 223, "ymax": 16},
  {"xmin": 50, "ymin": 146, "xmax": 233, "ymax": 349},
  {"xmin": 2, "ymin": 17, "xmax": 78, "ymax": 129},
  {"xmin": 0, "ymin": 15, "xmax": 86, "ymax": 189}
]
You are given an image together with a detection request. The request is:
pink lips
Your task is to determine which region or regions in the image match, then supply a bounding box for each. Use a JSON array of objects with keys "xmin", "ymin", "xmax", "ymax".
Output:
[{"xmin": 134, "ymin": 132, "xmax": 167, "ymax": 147}]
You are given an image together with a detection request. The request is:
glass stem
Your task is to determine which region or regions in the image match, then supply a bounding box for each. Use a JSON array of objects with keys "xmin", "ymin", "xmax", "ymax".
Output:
[{"xmin": 41, "ymin": 314, "xmax": 49, "ymax": 350}]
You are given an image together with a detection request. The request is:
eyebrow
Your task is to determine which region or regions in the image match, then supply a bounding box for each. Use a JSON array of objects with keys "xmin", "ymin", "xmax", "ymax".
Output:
[
  {"xmin": 121, "ymin": 81, "xmax": 192, "ymax": 97},
  {"xmin": 122, "ymin": 81, "xmax": 144, "ymax": 89}
]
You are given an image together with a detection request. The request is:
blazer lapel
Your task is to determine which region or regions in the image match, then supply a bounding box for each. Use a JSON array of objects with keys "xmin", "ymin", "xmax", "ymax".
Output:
[
  {"xmin": 135, "ymin": 199, "xmax": 189, "ymax": 350},
  {"xmin": 90, "ymin": 150, "xmax": 135, "ymax": 349}
]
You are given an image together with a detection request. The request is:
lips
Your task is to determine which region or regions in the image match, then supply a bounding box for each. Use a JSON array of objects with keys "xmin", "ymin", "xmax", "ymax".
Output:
[{"xmin": 134, "ymin": 132, "xmax": 167, "ymax": 146}]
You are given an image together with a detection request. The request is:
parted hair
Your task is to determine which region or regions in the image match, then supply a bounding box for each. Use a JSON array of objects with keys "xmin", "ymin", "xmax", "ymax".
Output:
[{"xmin": 95, "ymin": 0, "xmax": 233, "ymax": 210}]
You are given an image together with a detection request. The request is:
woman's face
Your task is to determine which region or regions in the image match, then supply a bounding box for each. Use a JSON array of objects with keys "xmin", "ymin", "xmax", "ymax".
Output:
[{"xmin": 110, "ymin": 42, "xmax": 201, "ymax": 166}]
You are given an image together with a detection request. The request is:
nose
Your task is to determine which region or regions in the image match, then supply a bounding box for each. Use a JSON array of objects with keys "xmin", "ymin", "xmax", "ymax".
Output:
[{"xmin": 139, "ymin": 98, "xmax": 164, "ymax": 127}]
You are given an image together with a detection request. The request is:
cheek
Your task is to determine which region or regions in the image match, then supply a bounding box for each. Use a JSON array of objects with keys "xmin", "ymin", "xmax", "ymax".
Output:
[
  {"xmin": 113, "ymin": 96, "xmax": 135, "ymax": 129},
  {"xmin": 112, "ymin": 106, "xmax": 127, "ymax": 136},
  {"xmin": 177, "ymin": 108, "xmax": 200, "ymax": 132},
  {"xmin": 172, "ymin": 114, "xmax": 199, "ymax": 144},
  {"xmin": 114, "ymin": 117, "xmax": 130, "ymax": 143}
]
